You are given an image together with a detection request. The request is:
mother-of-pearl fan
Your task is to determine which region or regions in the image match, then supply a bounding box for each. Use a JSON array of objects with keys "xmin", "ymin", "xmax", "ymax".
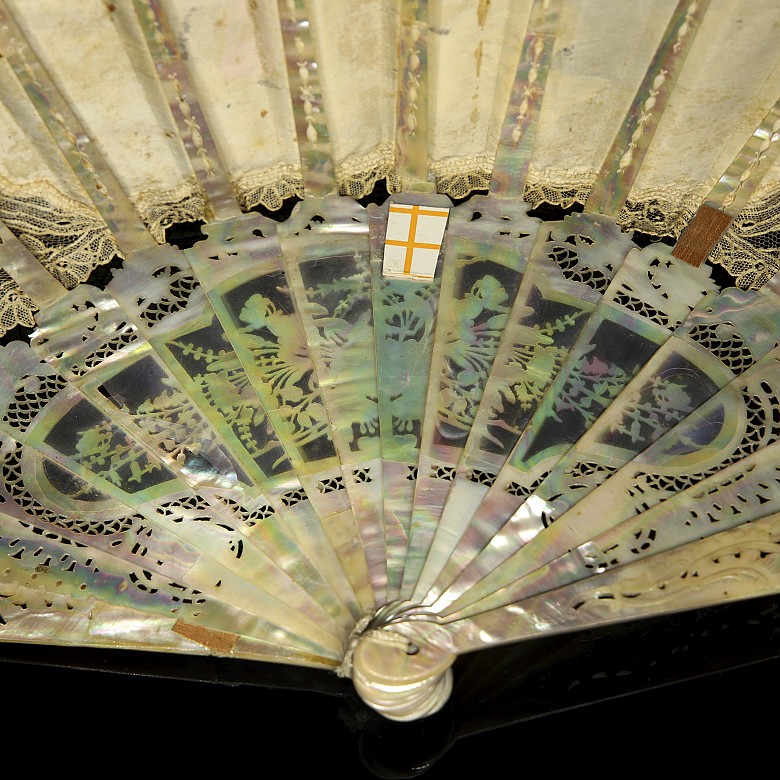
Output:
[{"xmin": 1, "ymin": 0, "xmax": 780, "ymax": 723}]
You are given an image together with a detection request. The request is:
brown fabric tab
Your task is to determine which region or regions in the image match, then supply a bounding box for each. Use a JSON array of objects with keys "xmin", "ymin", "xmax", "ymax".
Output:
[
  {"xmin": 672, "ymin": 204, "xmax": 732, "ymax": 267},
  {"xmin": 173, "ymin": 620, "xmax": 239, "ymax": 654}
]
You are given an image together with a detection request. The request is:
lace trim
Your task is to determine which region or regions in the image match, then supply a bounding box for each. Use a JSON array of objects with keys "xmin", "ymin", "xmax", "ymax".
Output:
[
  {"xmin": 235, "ymin": 164, "xmax": 304, "ymax": 213},
  {"xmin": 524, "ymin": 179, "xmax": 711, "ymax": 239},
  {"xmin": 523, "ymin": 169, "xmax": 594, "ymax": 211},
  {"xmin": 0, "ymin": 178, "xmax": 123, "ymax": 335},
  {"xmin": 134, "ymin": 180, "xmax": 208, "ymax": 243},
  {"xmin": 617, "ymin": 187, "xmax": 701, "ymax": 240},
  {"xmin": 2, "ymin": 170, "xmax": 779, "ymax": 340},
  {"xmin": 433, "ymin": 154, "xmax": 493, "ymax": 199},
  {"xmin": 709, "ymin": 184, "xmax": 780, "ymax": 290},
  {"xmin": 0, "ymin": 270, "xmax": 36, "ymax": 336},
  {"xmin": 522, "ymin": 170, "xmax": 780, "ymax": 289},
  {"xmin": 335, "ymin": 142, "xmax": 400, "ymax": 199},
  {"xmin": 0, "ymin": 178, "xmax": 121, "ymax": 288}
]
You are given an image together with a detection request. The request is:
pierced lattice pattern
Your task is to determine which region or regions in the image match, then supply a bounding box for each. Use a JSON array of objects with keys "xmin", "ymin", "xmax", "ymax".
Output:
[
  {"xmin": 352, "ymin": 467, "xmax": 373, "ymax": 484},
  {"xmin": 2, "ymin": 374, "xmax": 68, "ymax": 433},
  {"xmin": 280, "ymin": 488, "xmax": 307, "ymax": 507},
  {"xmin": 429, "ymin": 465, "xmax": 456, "ymax": 481},
  {"xmin": 687, "ymin": 322, "xmax": 755, "ymax": 373},
  {"xmin": 2, "ymin": 443, "xmax": 136, "ymax": 537},
  {"xmin": 214, "ymin": 495, "xmax": 275, "ymax": 528},
  {"xmin": 505, "ymin": 470, "xmax": 550, "ymax": 498},
  {"xmin": 158, "ymin": 496, "xmax": 213, "ymax": 523},
  {"xmin": 467, "ymin": 468, "xmax": 496, "ymax": 486},
  {"xmin": 318, "ymin": 476, "xmax": 345, "ymax": 494},
  {"xmin": 612, "ymin": 289, "xmax": 670, "ymax": 327},
  {"xmin": 564, "ymin": 460, "xmax": 620, "ymax": 480},
  {"xmin": 135, "ymin": 266, "xmax": 200, "ymax": 328},
  {"xmin": 70, "ymin": 326, "xmax": 140, "ymax": 377},
  {"xmin": 547, "ymin": 235, "xmax": 612, "ymax": 293}
]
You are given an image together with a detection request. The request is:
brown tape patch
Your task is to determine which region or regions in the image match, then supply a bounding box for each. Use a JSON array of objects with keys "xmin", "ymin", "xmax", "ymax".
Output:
[
  {"xmin": 173, "ymin": 620, "xmax": 239, "ymax": 654},
  {"xmin": 672, "ymin": 204, "xmax": 732, "ymax": 267}
]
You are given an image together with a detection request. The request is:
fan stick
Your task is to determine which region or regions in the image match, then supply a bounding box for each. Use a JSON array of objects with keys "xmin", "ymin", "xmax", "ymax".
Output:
[
  {"xmin": 419, "ymin": 0, "xmax": 714, "ymax": 607},
  {"xmin": 276, "ymin": 3, "xmax": 400, "ymax": 604},
  {"xmin": 503, "ymin": 340, "xmax": 780, "ymax": 604},
  {"xmin": 122, "ymin": 222, "xmax": 375, "ymax": 615},
  {"xmin": 0, "ymin": 0, "xmax": 154, "ymax": 255},
  {"xmin": 355, "ymin": 0, "xmax": 443, "ymax": 602},
  {"xmin": 0, "ymin": 219, "xmax": 65, "ymax": 310},
  {"xmin": 448, "ymin": 510, "xmax": 780, "ymax": 654},
  {"xmin": 489, "ymin": 0, "xmax": 560, "ymax": 200},
  {"xmin": 365, "ymin": 0, "xmax": 460, "ymax": 599},
  {"xmin": 0, "ymin": 343, "xmax": 347, "ymax": 655},
  {"xmin": 32, "ymin": 284, "xmax": 363, "ymax": 632},
  {"xmin": 707, "ymin": 97, "xmax": 780, "ymax": 216},
  {"xmin": 429, "ymin": 241, "xmax": 717, "ymax": 611},
  {"xmin": 440, "ymin": 285, "xmax": 779, "ymax": 615},
  {"xmin": 429, "ymin": 92, "xmax": 780, "ymax": 612},
  {"xmin": 400, "ymin": 0, "xmax": 560, "ymax": 598},
  {"xmin": 400, "ymin": 215, "xmax": 538, "ymax": 598},
  {"xmin": 413, "ymin": 213, "xmax": 633, "ymax": 601},
  {"xmin": 369, "ymin": 196, "xmax": 450, "ymax": 598},
  {"xmin": 0, "ymin": 230, "xmax": 251, "ymax": 503},
  {"xmin": 276, "ymin": 0, "xmax": 337, "ymax": 198},
  {"xmin": 0, "ymin": 0, "xmax": 244, "ymax": 236},
  {"xmin": 7, "ymin": 362, "xmax": 352, "ymax": 644},
  {"xmin": 130, "ymin": 0, "xmax": 242, "ymax": 222},
  {"xmin": 368, "ymin": 0, "xmax": 538, "ymax": 597},
  {"xmin": 0, "ymin": 213, "xmax": 363, "ymax": 630},
  {"xmin": 585, "ymin": 0, "xmax": 709, "ymax": 217},
  {"xmin": 106, "ymin": 267, "xmax": 365, "ymax": 624},
  {"xmin": 0, "ymin": 6, "xmax": 370, "ymax": 623},
  {"xmin": 485, "ymin": 279, "xmax": 780, "ymax": 563},
  {"xmin": 4, "ymin": 2, "xmax": 377, "ymax": 617},
  {"xmin": 396, "ymin": 0, "xmax": 433, "ymax": 192},
  {"xmin": 0, "ymin": 507, "xmax": 336, "ymax": 666},
  {"xmin": 671, "ymin": 100, "xmax": 780, "ymax": 265},
  {"xmin": 134, "ymin": 2, "xmax": 378, "ymax": 609},
  {"xmin": 408, "ymin": 1, "xmax": 708, "ymax": 603},
  {"xmin": 276, "ymin": 2, "xmax": 404, "ymax": 605},
  {"xmin": 278, "ymin": 199, "xmax": 389, "ymax": 606},
  {"xmin": 453, "ymin": 422, "xmax": 780, "ymax": 621}
]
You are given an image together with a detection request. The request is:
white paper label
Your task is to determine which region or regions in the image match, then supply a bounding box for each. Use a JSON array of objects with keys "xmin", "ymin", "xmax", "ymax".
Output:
[{"xmin": 383, "ymin": 203, "xmax": 450, "ymax": 280}]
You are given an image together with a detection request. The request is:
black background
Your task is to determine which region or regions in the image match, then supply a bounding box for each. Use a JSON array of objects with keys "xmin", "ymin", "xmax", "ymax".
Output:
[{"xmin": 4, "ymin": 592, "xmax": 778, "ymax": 778}]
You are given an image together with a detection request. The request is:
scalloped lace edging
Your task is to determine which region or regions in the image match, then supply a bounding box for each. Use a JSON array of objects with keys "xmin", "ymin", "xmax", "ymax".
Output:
[
  {"xmin": 709, "ymin": 185, "xmax": 780, "ymax": 289},
  {"xmin": 433, "ymin": 155, "xmax": 493, "ymax": 199},
  {"xmin": 0, "ymin": 269, "xmax": 36, "ymax": 337},
  {"xmin": 3, "ymin": 172, "xmax": 780, "ymax": 340},
  {"xmin": 523, "ymin": 169, "xmax": 593, "ymax": 211},
  {"xmin": 236, "ymin": 164, "xmax": 304, "ymax": 212},
  {"xmin": 336, "ymin": 143, "xmax": 400, "ymax": 199},
  {"xmin": 0, "ymin": 178, "xmax": 124, "ymax": 336},
  {"xmin": 524, "ymin": 171, "xmax": 780, "ymax": 290},
  {"xmin": 135, "ymin": 180, "xmax": 208, "ymax": 243}
]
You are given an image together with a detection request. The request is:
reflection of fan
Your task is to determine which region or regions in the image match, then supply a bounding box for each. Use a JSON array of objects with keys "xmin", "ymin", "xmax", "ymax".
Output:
[{"xmin": 2, "ymin": 0, "xmax": 780, "ymax": 724}]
